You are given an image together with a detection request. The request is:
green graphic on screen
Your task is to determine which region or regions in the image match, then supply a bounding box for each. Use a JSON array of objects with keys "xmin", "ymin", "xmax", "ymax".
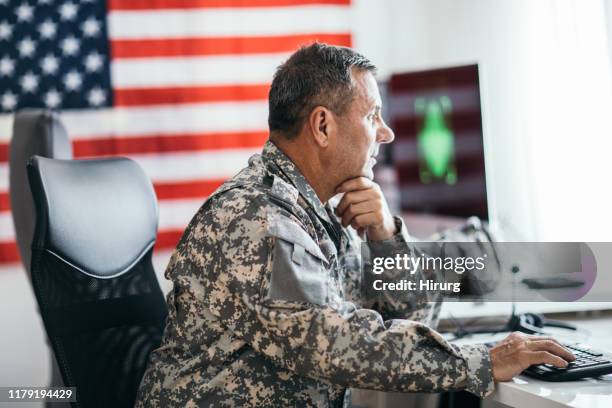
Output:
[{"xmin": 415, "ymin": 96, "xmax": 457, "ymax": 185}]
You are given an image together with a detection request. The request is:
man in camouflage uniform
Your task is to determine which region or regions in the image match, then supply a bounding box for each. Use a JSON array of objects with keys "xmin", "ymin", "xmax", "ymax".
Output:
[{"xmin": 136, "ymin": 44, "xmax": 575, "ymax": 407}]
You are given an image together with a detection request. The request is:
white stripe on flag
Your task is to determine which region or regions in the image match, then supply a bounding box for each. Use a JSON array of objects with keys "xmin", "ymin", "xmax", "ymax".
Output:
[
  {"xmin": 62, "ymin": 103, "xmax": 269, "ymax": 138},
  {"xmin": 123, "ymin": 148, "xmax": 258, "ymax": 183},
  {"xmin": 112, "ymin": 54, "xmax": 288, "ymax": 88},
  {"xmin": 108, "ymin": 5, "xmax": 351, "ymax": 39},
  {"xmin": 0, "ymin": 102, "xmax": 269, "ymax": 141},
  {"xmin": 0, "ymin": 115, "xmax": 13, "ymax": 141},
  {"xmin": 158, "ymin": 198, "xmax": 204, "ymax": 230},
  {"xmin": 0, "ymin": 213, "xmax": 14, "ymax": 241},
  {"xmin": 0, "ymin": 164, "xmax": 7, "ymax": 192},
  {"xmin": 0, "ymin": 148, "xmax": 257, "ymax": 191}
]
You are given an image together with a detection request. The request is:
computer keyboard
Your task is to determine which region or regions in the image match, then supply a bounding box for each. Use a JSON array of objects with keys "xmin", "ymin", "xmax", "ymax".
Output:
[
  {"xmin": 523, "ymin": 343, "xmax": 612, "ymax": 381},
  {"xmin": 484, "ymin": 341, "xmax": 612, "ymax": 381}
]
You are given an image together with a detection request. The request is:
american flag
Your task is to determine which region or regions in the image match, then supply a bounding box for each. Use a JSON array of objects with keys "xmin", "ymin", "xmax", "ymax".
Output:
[{"xmin": 0, "ymin": 0, "xmax": 352, "ymax": 266}]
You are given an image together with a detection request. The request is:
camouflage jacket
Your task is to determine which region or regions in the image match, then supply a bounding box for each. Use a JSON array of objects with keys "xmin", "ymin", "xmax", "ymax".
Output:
[{"xmin": 135, "ymin": 140, "xmax": 494, "ymax": 407}]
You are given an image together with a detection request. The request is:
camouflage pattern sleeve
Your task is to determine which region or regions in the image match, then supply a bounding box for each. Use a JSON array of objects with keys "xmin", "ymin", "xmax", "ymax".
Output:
[
  {"xmin": 201, "ymin": 190, "xmax": 495, "ymax": 398},
  {"xmin": 360, "ymin": 216, "xmax": 444, "ymax": 325}
]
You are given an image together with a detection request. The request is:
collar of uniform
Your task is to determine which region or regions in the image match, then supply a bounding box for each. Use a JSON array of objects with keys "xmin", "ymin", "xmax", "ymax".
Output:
[{"xmin": 262, "ymin": 139, "xmax": 331, "ymax": 224}]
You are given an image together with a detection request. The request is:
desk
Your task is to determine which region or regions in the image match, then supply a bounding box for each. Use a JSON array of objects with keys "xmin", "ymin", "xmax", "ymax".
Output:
[{"xmin": 450, "ymin": 312, "xmax": 612, "ymax": 408}]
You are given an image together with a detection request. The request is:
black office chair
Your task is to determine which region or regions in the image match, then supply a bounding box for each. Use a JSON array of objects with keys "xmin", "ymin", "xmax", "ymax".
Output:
[
  {"xmin": 9, "ymin": 109, "xmax": 73, "ymax": 406},
  {"xmin": 27, "ymin": 156, "xmax": 168, "ymax": 408},
  {"xmin": 9, "ymin": 109, "xmax": 73, "ymax": 271}
]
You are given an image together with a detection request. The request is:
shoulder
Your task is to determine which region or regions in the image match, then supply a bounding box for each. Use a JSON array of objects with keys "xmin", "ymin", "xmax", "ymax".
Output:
[
  {"xmin": 212, "ymin": 173, "xmax": 299, "ymax": 212},
  {"xmin": 190, "ymin": 175, "xmax": 302, "ymax": 241}
]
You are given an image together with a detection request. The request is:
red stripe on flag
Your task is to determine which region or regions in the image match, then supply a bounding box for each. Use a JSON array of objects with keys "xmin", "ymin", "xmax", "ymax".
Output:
[
  {"xmin": 0, "ymin": 241, "xmax": 20, "ymax": 264},
  {"xmin": 154, "ymin": 179, "xmax": 225, "ymax": 200},
  {"xmin": 0, "ymin": 192, "xmax": 9, "ymax": 212},
  {"xmin": 111, "ymin": 33, "xmax": 352, "ymax": 59},
  {"xmin": 155, "ymin": 229, "xmax": 185, "ymax": 251},
  {"xmin": 0, "ymin": 143, "xmax": 7, "ymax": 162},
  {"xmin": 109, "ymin": 0, "xmax": 350, "ymax": 11},
  {"xmin": 73, "ymin": 131, "xmax": 268, "ymax": 157},
  {"xmin": 114, "ymin": 84, "xmax": 270, "ymax": 106}
]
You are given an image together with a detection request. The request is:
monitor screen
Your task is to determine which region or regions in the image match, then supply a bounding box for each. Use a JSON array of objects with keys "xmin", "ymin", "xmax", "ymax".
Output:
[{"xmin": 388, "ymin": 64, "xmax": 488, "ymax": 220}]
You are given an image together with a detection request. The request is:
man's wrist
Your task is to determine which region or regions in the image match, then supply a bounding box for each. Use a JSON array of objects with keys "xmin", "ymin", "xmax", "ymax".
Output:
[
  {"xmin": 366, "ymin": 216, "xmax": 406, "ymax": 243},
  {"xmin": 366, "ymin": 215, "xmax": 398, "ymax": 241}
]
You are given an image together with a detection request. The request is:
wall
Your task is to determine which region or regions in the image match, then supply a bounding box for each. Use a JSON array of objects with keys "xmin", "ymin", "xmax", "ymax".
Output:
[
  {"xmin": 353, "ymin": 0, "xmax": 612, "ymax": 241},
  {"xmin": 606, "ymin": 0, "xmax": 612, "ymax": 65}
]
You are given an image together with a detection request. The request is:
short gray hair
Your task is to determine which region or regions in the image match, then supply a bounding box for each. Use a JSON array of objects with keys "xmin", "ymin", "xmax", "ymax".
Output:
[{"xmin": 268, "ymin": 43, "xmax": 377, "ymax": 138}]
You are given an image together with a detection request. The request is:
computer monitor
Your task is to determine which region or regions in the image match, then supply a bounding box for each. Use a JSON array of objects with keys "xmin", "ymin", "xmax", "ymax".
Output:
[{"xmin": 388, "ymin": 64, "xmax": 488, "ymax": 220}]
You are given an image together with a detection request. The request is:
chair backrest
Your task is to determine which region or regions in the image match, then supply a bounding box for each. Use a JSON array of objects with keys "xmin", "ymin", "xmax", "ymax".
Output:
[
  {"xmin": 27, "ymin": 156, "xmax": 168, "ymax": 408},
  {"xmin": 9, "ymin": 109, "xmax": 73, "ymax": 271}
]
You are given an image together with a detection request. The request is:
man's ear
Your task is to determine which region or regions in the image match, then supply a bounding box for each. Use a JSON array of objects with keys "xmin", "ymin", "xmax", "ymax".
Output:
[{"xmin": 308, "ymin": 106, "xmax": 337, "ymax": 147}]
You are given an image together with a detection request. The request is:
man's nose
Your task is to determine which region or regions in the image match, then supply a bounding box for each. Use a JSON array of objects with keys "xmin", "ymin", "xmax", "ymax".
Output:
[{"xmin": 377, "ymin": 121, "xmax": 395, "ymax": 144}]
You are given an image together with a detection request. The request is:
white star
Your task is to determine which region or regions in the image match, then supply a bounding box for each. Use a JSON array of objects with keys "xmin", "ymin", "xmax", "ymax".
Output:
[
  {"xmin": 81, "ymin": 17, "xmax": 100, "ymax": 37},
  {"xmin": 87, "ymin": 87, "xmax": 106, "ymax": 107},
  {"xmin": 59, "ymin": 1, "xmax": 78, "ymax": 21},
  {"xmin": 20, "ymin": 71, "xmax": 39, "ymax": 93},
  {"xmin": 84, "ymin": 51, "xmax": 103, "ymax": 72},
  {"xmin": 41, "ymin": 54, "xmax": 59, "ymax": 75},
  {"xmin": 15, "ymin": 3, "xmax": 34, "ymax": 22},
  {"xmin": 38, "ymin": 19, "xmax": 56, "ymax": 39},
  {"xmin": 0, "ymin": 21, "xmax": 12, "ymax": 40},
  {"xmin": 1, "ymin": 91, "xmax": 17, "ymax": 111},
  {"xmin": 61, "ymin": 35, "xmax": 79, "ymax": 56},
  {"xmin": 44, "ymin": 88, "xmax": 62, "ymax": 108},
  {"xmin": 64, "ymin": 70, "xmax": 82, "ymax": 91},
  {"xmin": 38, "ymin": 0, "xmax": 53, "ymax": 4},
  {"xmin": 0, "ymin": 56, "xmax": 14, "ymax": 77},
  {"xmin": 18, "ymin": 37, "xmax": 36, "ymax": 58}
]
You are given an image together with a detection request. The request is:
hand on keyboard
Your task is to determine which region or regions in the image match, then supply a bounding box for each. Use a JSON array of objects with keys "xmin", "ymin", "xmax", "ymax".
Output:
[
  {"xmin": 488, "ymin": 332, "xmax": 576, "ymax": 382},
  {"xmin": 523, "ymin": 343, "xmax": 612, "ymax": 381}
]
